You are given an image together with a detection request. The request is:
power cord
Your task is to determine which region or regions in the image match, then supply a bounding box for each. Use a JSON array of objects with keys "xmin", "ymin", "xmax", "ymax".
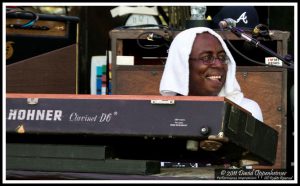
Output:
[
  {"xmin": 136, "ymin": 31, "xmax": 171, "ymax": 50},
  {"xmin": 6, "ymin": 8, "xmax": 40, "ymax": 29},
  {"xmin": 219, "ymin": 27, "xmax": 294, "ymax": 70},
  {"xmin": 114, "ymin": 24, "xmax": 175, "ymax": 50}
]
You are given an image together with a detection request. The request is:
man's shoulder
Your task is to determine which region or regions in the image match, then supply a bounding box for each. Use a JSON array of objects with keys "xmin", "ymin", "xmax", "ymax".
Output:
[
  {"xmin": 240, "ymin": 97, "xmax": 260, "ymax": 107},
  {"xmin": 239, "ymin": 98, "xmax": 263, "ymax": 122}
]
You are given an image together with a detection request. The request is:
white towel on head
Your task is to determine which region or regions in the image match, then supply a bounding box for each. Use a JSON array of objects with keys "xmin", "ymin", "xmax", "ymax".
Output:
[{"xmin": 159, "ymin": 27, "xmax": 263, "ymax": 121}]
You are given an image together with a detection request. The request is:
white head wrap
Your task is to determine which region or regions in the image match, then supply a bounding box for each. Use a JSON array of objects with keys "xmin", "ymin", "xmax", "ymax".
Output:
[{"xmin": 159, "ymin": 27, "xmax": 263, "ymax": 121}]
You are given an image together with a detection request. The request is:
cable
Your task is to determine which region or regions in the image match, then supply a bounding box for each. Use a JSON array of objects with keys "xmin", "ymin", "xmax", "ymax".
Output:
[
  {"xmin": 114, "ymin": 24, "xmax": 175, "ymax": 50},
  {"xmin": 115, "ymin": 24, "xmax": 175, "ymax": 50},
  {"xmin": 6, "ymin": 8, "xmax": 39, "ymax": 28},
  {"xmin": 136, "ymin": 31, "xmax": 171, "ymax": 50},
  {"xmin": 219, "ymin": 28, "xmax": 294, "ymax": 70},
  {"xmin": 115, "ymin": 24, "xmax": 169, "ymax": 30}
]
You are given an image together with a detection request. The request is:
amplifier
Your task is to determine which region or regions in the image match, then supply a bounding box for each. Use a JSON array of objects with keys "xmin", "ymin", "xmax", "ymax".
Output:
[
  {"xmin": 6, "ymin": 12, "xmax": 79, "ymax": 64},
  {"xmin": 6, "ymin": 12, "xmax": 79, "ymax": 94},
  {"xmin": 6, "ymin": 94, "xmax": 278, "ymax": 166}
]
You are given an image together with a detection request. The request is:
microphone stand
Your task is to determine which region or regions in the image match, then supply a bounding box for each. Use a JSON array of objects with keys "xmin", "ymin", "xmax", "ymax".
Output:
[{"xmin": 228, "ymin": 26, "xmax": 294, "ymax": 69}]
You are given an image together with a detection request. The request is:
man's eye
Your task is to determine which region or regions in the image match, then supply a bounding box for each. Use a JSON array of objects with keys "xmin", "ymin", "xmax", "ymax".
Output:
[
  {"xmin": 201, "ymin": 56, "xmax": 212, "ymax": 61},
  {"xmin": 218, "ymin": 55, "xmax": 227, "ymax": 61}
]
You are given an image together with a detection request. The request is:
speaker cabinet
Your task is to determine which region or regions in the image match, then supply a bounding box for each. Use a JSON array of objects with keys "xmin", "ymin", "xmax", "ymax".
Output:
[{"xmin": 6, "ymin": 12, "xmax": 79, "ymax": 94}]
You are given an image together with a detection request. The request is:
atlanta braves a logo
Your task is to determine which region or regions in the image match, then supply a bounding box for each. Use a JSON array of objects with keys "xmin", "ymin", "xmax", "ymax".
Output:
[{"xmin": 236, "ymin": 12, "xmax": 248, "ymax": 24}]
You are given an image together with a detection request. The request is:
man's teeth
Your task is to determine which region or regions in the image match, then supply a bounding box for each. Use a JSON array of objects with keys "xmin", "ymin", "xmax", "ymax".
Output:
[{"xmin": 207, "ymin": 76, "xmax": 221, "ymax": 80}]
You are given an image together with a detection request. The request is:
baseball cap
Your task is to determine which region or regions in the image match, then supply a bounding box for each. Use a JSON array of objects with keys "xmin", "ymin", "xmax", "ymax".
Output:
[{"xmin": 213, "ymin": 6, "xmax": 259, "ymax": 30}]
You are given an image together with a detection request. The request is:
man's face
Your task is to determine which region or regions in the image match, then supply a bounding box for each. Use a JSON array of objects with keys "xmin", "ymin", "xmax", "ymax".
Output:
[{"xmin": 188, "ymin": 33, "xmax": 228, "ymax": 96}]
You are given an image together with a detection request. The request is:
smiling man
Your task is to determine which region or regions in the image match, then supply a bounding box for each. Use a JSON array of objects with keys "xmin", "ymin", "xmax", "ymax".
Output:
[
  {"xmin": 160, "ymin": 27, "xmax": 263, "ymax": 122},
  {"xmin": 188, "ymin": 32, "xmax": 228, "ymax": 96}
]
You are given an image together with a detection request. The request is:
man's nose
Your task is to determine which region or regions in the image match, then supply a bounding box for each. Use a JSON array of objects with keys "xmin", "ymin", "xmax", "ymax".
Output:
[{"xmin": 210, "ymin": 58, "xmax": 225, "ymax": 67}]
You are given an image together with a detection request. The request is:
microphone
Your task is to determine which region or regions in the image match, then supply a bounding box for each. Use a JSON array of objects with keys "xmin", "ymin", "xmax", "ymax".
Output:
[{"xmin": 219, "ymin": 18, "xmax": 237, "ymax": 29}]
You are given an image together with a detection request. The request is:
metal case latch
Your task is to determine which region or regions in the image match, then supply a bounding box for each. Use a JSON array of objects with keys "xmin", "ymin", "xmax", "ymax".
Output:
[
  {"xmin": 27, "ymin": 98, "xmax": 39, "ymax": 105},
  {"xmin": 151, "ymin": 100, "xmax": 175, "ymax": 104}
]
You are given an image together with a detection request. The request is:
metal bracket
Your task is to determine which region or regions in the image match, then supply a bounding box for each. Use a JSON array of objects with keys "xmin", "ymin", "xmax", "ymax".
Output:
[
  {"xmin": 242, "ymin": 72, "xmax": 248, "ymax": 80},
  {"xmin": 151, "ymin": 100, "xmax": 175, "ymax": 104},
  {"xmin": 27, "ymin": 98, "xmax": 38, "ymax": 105},
  {"xmin": 208, "ymin": 132, "xmax": 229, "ymax": 142},
  {"xmin": 16, "ymin": 124, "xmax": 25, "ymax": 134}
]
